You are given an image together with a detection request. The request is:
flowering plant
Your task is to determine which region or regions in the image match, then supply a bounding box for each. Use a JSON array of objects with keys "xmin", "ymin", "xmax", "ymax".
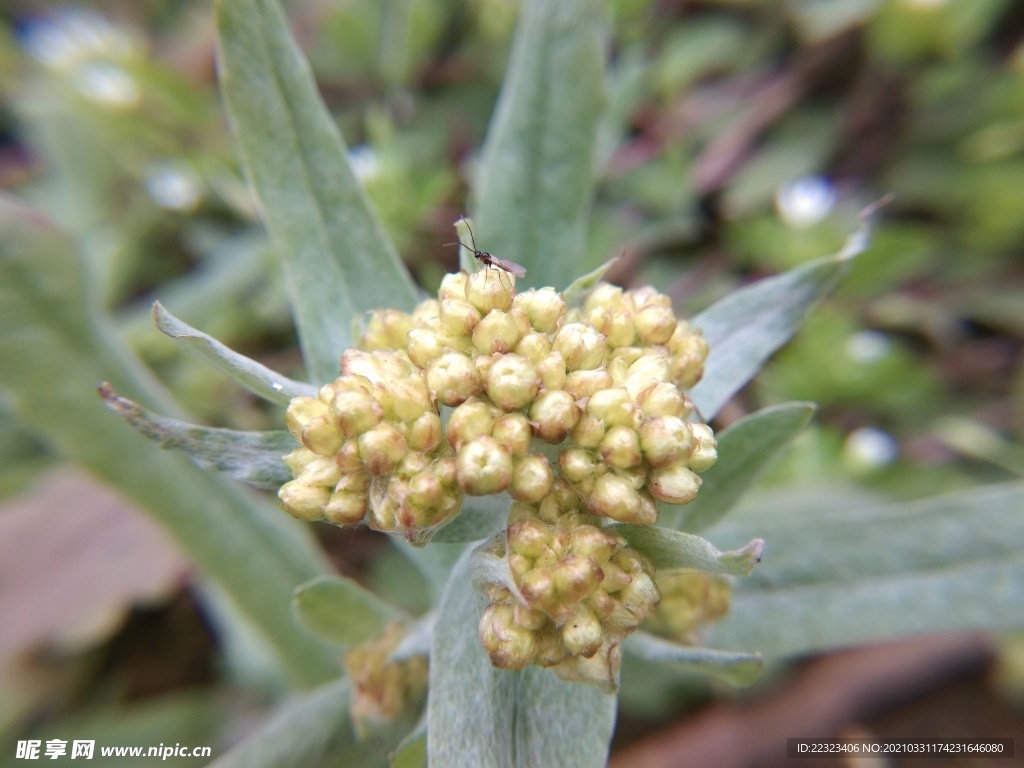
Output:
[{"xmin": 0, "ymin": 0, "xmax": 1008, "ymax": 765}]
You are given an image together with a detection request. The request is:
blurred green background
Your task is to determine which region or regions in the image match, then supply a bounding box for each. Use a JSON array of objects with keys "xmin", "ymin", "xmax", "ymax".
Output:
[{"xmin": 1, "ymin": 0, "xmax": 1021, "ymax": 764}]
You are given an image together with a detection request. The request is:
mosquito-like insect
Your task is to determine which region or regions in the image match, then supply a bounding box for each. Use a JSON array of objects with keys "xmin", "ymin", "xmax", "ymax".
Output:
[{"xmin": 447, "ymin": 217, "xmax": 527, "ymax": 289}]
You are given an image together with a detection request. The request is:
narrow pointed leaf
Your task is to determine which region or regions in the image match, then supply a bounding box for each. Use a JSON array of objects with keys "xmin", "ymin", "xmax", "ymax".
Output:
[
  {"xmin": 473, "ymin": 0, "xmax": 606, "ymax": 290},
  {"xmin": 624, "ymin": 632, "xmax": 764, "ymax": 687},
  {"xmin": 292, "ymin": 575, "xmax": 405, "ymax": 648},
  {"xmin": 215, "ymin": 0, "xmax": 419, "ymax": 383},
  {"xmin": 708, "ymin": 482, "xmax": 1024, "ymax": 658},
  {"xmin": 689, "ymin": 221, "xmax": 875, "ymax": 420},
  {"xmin": 0, "ymin": 197, "xmax": 335, "ymax": 686},
  {"xmin": 207, "ymin": 678, "xmax": 406, "ymax": 768},
  {"xmin": 514, "ymin": 667, "xmax": 616, "ymax": 768},
  {"xmin": 664, "ymin": 402, "xmax": 816, "ymax": 532},
  {"xmin": 429, "ymin": 547, "xmax": 516, "ymax": 766},
  {"xmin": 153, "ymin": 302, "xmax": 317, "ymax": 403},
  {"xmin": 610, "ymin": 524, "xmax": 764, "ymax": 576},
  {"xmin": 561, "ymin": 256, "xmax": 621, "ymax": 305},
  {"xmin": 99, "ymin": 383, "xmax": 293, "ymax": 490}
]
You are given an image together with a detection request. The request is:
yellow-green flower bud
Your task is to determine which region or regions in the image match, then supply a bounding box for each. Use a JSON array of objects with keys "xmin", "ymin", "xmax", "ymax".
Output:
[
  {"xmin": 412, "ymin": 298, "xmax": 440, "ymax": 323},
  {"xmin": 510, "ymin": 454, "xmax": 555, "ymax": 503},
  {"xmin": 285, "ymin": 396, "xmax": 330, "ymax": 441},
  {"xmin": 278, "ymin": 480, "xmax": 328, "ymax": 521},
  {"xmin": 668, "ymin": 325, "xmax": 709, "ymax": 389},
  {"xmin": 439, "ymin": 297, "xmax": 482, "ymax": 337},
  {"xmin": 323, "ymin": 490, "xmax": 367, "ymax": 525},
  {"xmin": 583, "ymin": 283, "xmax": 624, "ymax": 312},
  {"xmin": 519, "ymin": 566, "xmax": 556, "ymax": 609},
  {"xmin": 446, "ymin": 398, "xmax": 497, "ymax": 451},
  {"xmin": 586, "ymin": 306, "xmax": 636, "ymax": 348},
  {"xmin": 466, "ymin": 268, "xmax": 515, "ymax": 313},
  {"xmin": 648, "ymin": 462, "xmax": 702, "ymax": 504},
  {"xmin": 688, "ymin": 423, "xmax": 718, "ymax": 471},
  {"xmin": 552, "ymin": 323, "xmax": 608, "ymax": 371},
  {"xmin": 633, "ymin": 304, "xmax": 676, "ymax": 345},
  {"xmin": 620, "ymin": 353, "xmax": 671, "ymax": 399},
  {"xmin": 515, "ymin": 331, "xmax": 553, "ymax": 363},
  {"xmin": 529, "ymin": 389, "xmax": 581, "ymax": 444},
  {"xmin": 426, "ymin": 352, "xmax": 483, "ymax": 406},
  {"xmin": 585, "ymin": 387, "xmax": 636, "ymax": 428},
  {"xmin": 638, "ymin": 416, "xmax": 694, "ymax": 467},
  {"xmin": 570, "ymin": 413, "xmax": 605, "ymax": 449},
  {"xmin": 508, "ymin": 517, "xmax": 553, "ymax": 557},
  {"xmin": 561, "ymin": 605, "xmax": 603, "ymax": 657},
  {"xmin": 636, "ymin": 381, "xmax": 688, "ymax": 418},
  {"xmin": 492, "ymin": 412, "xmax": 532, "ymax": 455},
  {"xmin": 472, "ymin": 309, "xmax": 521, "ymax": 354},
  {"xmin": 554, "ymin": 554, "xmax": 603, "ymax": 604},
  {"xmin": 406, "ymin": 327, "xmax": 445, "ymax": 369},
  {"xmin": 331, "ymin": 387, "xmax": 382, "ymax": 438},
  {"xmin": 479, "ymin": 604, "xmax": 536, "ymax": 670},
  {"xmin": 514, "ymin": 602, "xmax": 549, "ymax": 632},
  {"xmin": 535, "ymin": 351, "xmax": 568, "ymax": 390},
  {"xmin": 617, "ymin": 569, "xmax": 661, "ymax": 621},
  {"xmin": 563, "ymin": 369, "xmax": 614, "ymax": 400},
  {"xmin": 487, "ymin": 353, "xmax": 539, "ymax": 411},
  {"xmin": 558, "ymin": 447, "xmax": 602, "ymax": 487},
  {"xmin": 590, "ymin": 472, "xmax": 646, "ymax": 523},
  {"xmin": 535, "ymin": 626, "xmax": 568, "ymax": 667},
  {"xmin": 300, "ymin": 455, "xmax": 342, "ymax": 487},
  {"xmin": 358, "ymin": 422, "xmax": 408, "ymax": 476},
  {"xmin": 569, "ymin": 526, "xmax": 617, "ymax": 563},
  {"xmin": 514, "ymin": 287, "xmax": 566, "ymax": 334},
  {"xmin": 359, "ymin": 309, "xmax": 415, "ymax": 351},
  {"xmin": 302, "ymin": 416, "xmax": 344, "ymax": 456},
  {"xmin": 456, "ymin": 435, "xmax": 513, "ymax": 495},
  {"xmin": 438, "ymin": 271, "xmax": 469, "ymax": 301},
  {"xmin": 406, "ymin": 411, "xmax": 442, "ymax": 452},
  {"xmin": 600, "ymin": 425, "xmax": 643, "ymax": 469},
  {"xmin": 334, "ymin": 440, "xmax": 362, "ymax": 472},
  {"xmin": 283, "ymin": 447, "xmax": 317, "ymax": 474}
]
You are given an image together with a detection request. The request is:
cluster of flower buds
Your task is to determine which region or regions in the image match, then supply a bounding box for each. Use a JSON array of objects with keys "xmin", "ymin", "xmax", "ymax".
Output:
[
  {"xmin": 477, "ymin": 488, "xmax": 661, "ymax": 690},
  {"xmin": 642, "ymin": 570, "xmax": 733, "ymax": 644},
  {"xmin": 279, "ymin": 254, "xmax": 722, "ymax": 681},
  {"xmin": 343, "ymin": 622, "xmax": 428, "ymax": 735},
  {"xmin": 278, "ymin": 348, "xmax": 460, "ymax": 543}
]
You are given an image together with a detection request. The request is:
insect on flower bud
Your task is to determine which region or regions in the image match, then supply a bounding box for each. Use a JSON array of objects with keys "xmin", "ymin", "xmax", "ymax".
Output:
[{"xmin": 466, "ymin": 269, "xmax": 515, "ymax": 314}]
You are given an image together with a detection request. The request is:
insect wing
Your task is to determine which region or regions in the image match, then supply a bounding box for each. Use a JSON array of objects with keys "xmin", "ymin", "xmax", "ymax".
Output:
[{"xmin": 489, "ymin": 256, "xmax": 527, "ymax": 278}]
